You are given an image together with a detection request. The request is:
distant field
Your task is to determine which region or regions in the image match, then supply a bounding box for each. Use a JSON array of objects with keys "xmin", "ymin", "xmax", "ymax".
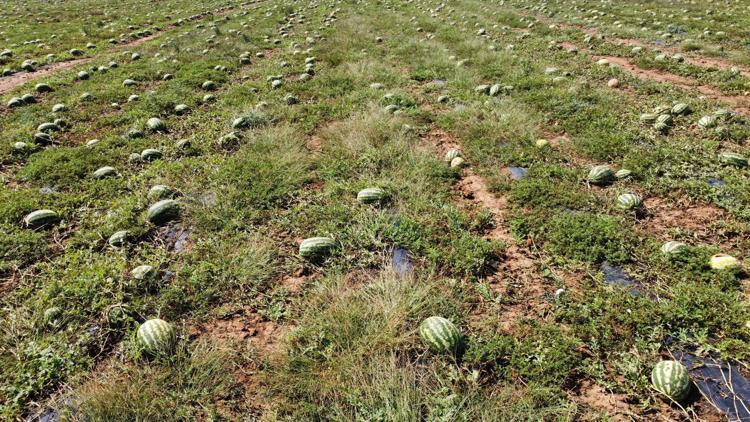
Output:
[{"xmin": 2, "ymin": 0, "xmax": 750, "ymax": 420}]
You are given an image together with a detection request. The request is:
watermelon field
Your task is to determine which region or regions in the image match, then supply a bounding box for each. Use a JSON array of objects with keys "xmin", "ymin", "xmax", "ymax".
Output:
[{"xmin": 3, "ymin": 0, "xmax": 750, "ymax": 419}]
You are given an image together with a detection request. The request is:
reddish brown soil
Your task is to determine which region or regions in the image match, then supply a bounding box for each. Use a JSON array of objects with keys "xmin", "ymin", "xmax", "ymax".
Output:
[
  {"xmin": 574, "ymin": 381, "xmax": 637, "ymax": 420},
  {"xmin": 420, "ymin": 128, "xmax": 552, "ymax": 331},
  {"xmin": 640, "ymin": 197, "xmax": 728, "ymax": 242},
  {"xmin": 591, "ymin": 53, "xmax": 750, "ymax": 114}
]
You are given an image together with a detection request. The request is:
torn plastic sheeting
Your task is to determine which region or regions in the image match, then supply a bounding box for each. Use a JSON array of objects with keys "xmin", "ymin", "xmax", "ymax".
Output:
[
  {"xmin": 391, "ymin": 247, "xmax": 414, "ymax": 277},
  {"xmin": 671, "ymin": 350, "xmax": 750, "ymax": 421},
  {"xmin": 600, "ymin": 261, "xmax": 641, "ymax": 296},
  {"xmin": 506, "ymin": 166, "xmax": 528, "ymax": 181},
  {"xmin": 708, "ymin": 177, "xmax": 727, "ymax": 188}
]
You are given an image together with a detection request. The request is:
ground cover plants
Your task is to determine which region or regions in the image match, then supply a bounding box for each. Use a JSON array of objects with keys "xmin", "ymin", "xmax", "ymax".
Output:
[{"xmin": 2, "ymin": 0, "xmax": 750, "ymax": 420}]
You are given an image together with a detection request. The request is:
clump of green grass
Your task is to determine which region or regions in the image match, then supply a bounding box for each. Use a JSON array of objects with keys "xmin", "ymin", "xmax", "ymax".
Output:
[{"xmin": 66, "ymin": 340, "xmax": 240, "ymax": 421}]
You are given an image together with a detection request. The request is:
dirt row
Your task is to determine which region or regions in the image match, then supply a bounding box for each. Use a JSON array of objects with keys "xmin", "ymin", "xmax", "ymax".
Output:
[
  {"xmin": 531, "ymin": 11, "xmax": 750, "ymax": 77},
  {"xmin": 0, "ymin": 1, "xmax": 262, "ymax": 95}
]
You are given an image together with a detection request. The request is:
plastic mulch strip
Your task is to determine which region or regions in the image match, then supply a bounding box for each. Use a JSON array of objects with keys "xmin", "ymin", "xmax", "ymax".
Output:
[
  {"xmin": 671, "ymin": 349, "xmax": 750, "ymax": 421},
  {"xmin": 600, "ymin": 261, "xmax": 641, "ymax": 296},
  {"xmin": 391, "ymin": 247, "xmax": 413, "ymax": 277}
]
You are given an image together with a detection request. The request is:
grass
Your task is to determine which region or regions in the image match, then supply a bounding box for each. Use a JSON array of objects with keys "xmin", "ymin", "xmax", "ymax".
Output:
[{"xmin": 1, "ymin": 0, "xmax": 750, "ymax": 419}]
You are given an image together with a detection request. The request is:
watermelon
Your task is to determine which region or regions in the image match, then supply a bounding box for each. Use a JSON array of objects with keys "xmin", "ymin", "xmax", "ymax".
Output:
[
  {"xmin": 661, "ymin": 241, "xmax": 686, "ymax": 255},
  {"xmin": 137, "ymin": 318, "xmax": 176, "ymax": 356},
  {"xmin": 698, "ymin": 115, "xmax": 717, "ymax": 128},
  {"xmin": 141, "ymin": 149, "xmax": 163, "ymax": 161},
  {"xmin": 719, "ymin": 152, "xmax": 748, "ymax": 167},
  {"xmin": 615, "ymin": 169, "xmax": 632, "ymax": 180},
  {"xmin": 148, "ymin": 185, "xmax": 176, "ymax": 201},
  {"xmin": 444, "ymin": 149, "xmax": 460, "ymax": 162},
  {"xmin": 37, "ymin": 122, "xmax": 61, "ymax": 133},
  {"xmin": 651, "ymin": 360, "xmax": 691, "ymax": 402},
  {"xmin": 714, "ymin": 109, "xmax": 734, "ymax": 120},
  {"xmin": 639, "ymin": 113, "xmax": 658, "ymax": 123},
  {"xmin": 132, "ymin": 265, "xmax": 156, "ymax": 280},
  {"xmin": 146, "ymin": 117, "xmax": 166, "ymax": 132},
  {"xmin": 299, "ymin": 237, "xmax": 336, "ymax": 259},
  {"xmin": 147, "ymin": 200, "xmax": 181, "ymax": 225},
  {"xmin": 93, "ymin": 166, "xmax": 118, "ymax": 179},
  {"xmin": 35, "ymin": 83, "xmax": 53, "ymax": 93},
  {"xmin": 24, "ymin": 210, "xmax": 60, "ymax": 228},
  {"xmin": 202, "ymin": 80, "xmax": 217, "ymax": 90},
  {"xmin": 710, "ymin": 254, "xmax": 740, "ymax": 270},
  {"xmin": 587, "ymin": 165, "xmax": 615, "ymax": 185},
  {"xmin": 617, "ymin": 193, "xmax": 642, "ymax": 210},
  {"xmin": 357, "ymin": 187, "xmax": 385, "ymax": 204},
  {"xmin": 123, "ymin": 128, "xmax": 143, "ymax": 139},
  {"xmin": 419, "ymin": 316, "xmax": 461, "ymax": 354},
  {"xmin": 109, "ymin": 230, "xmax": 129, "ymax": 247},
  {"xmin": 450, "ymin": 157, "xmax": 466, "ymax": 168},
  {"xmin": 474, "ymin": 84, "xmax": 490, "ymax": 95},
  {"xmin": 43, "ymin": 306, "xmax": 62, "ymax": 327},
  {"xmin": 33, "ymin": 132, "xmax": 52, "ymax": 145},
  {"xmin": 655, "ymin": 113, "xmax": 672, "ymax": 124},
  {"xmin": 671, "ymin": 103, "xmax": 691, "ymax": 115}
]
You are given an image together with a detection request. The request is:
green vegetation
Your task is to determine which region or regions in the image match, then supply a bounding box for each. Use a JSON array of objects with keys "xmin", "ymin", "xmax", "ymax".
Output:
[{"xmin": 2, "ymin": 0, "xmax": 750, "ymax": 419}]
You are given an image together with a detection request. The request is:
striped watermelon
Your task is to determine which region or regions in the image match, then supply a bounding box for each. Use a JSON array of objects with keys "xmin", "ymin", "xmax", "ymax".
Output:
[
  {"xmin": 419, "ymin": 316, "xmax": 461, "ymax": 354},
  {"xmin": 146, "ymin": 117, "xmax": 166, "ymax": 132},
  {"xmin": 147, "ymin": 200, "xmax": 181, "ymax": 225},
  {"xmin": 148, "ymin": 185, "xmax": 176, "ymax": 201},
  {"xmin": 671, "ymin": 103, "xmax": 691, "ymax": 116},
  {"xmin": 137, "ymin": 318, "xmax": 177, "ymax": 356},
  {"xmin": 661, "ymin": 241, "xmax": 686, "ymax": 255},
  {"xmin": 299, "ymin": 237, "xmax": 336, "ymax": 259},
  {"xmin": 617, "ymin": 193, "xmax": 642, "ymax": 210},
  {"xmin": 615, "ymin": 169, "xmax": 632, "ymax": 180},
  {"xmin": 587, "ymin": 165, "xmax": 614, "ymax": 185},
  {"xmin": 639, "ymin": 113, "xmax": 658, "ymax": 123},
  {"xmin": 108, "ymin": 230, "xmax": 129, "ymax": 247},
  {"xmin": 93, "ymin": 166, "xmax": 118, "ymax": 179},
  {"xmin": 24, "ymin": 209, "xmax": 60, "ymax": 228},
  {"xmin": 444, "ymin": 149, "xmax": 460, "ymax": 162},
  {"xmin": 651, "ymin": 360, "xmax": 690, "ymax": 402},
  {"xmin": 720, "ymin": 152, "xmax": 748, "ymax": 167},
  {"xmin": 698, "ymin": 115, "xmax": 716, "ymax": 129},
  {"xmin": 357, "ymin": 188, "xmax": 385, "ymax": 204}
]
